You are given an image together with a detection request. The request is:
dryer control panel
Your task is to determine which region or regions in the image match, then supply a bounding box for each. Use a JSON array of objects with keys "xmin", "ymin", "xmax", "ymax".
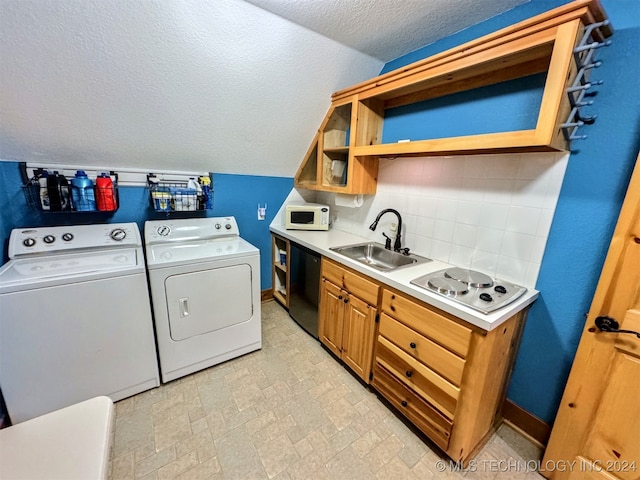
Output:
[
  {"xmin": 144, "ymin": 217, "xmax": 240, "ymax": 245},
  {"xmin": 8, "ymin": 223, "xmax": 142, "ymax": 258}
]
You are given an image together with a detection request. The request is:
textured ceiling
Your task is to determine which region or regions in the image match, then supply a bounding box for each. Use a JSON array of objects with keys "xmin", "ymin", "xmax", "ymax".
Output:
[
  {"xmin": 0, "ymin": 0, "xmax": 528, "ymax": 177},
  {"xmin": 244, "ymin": 0, "xmax": 528, "ymax": 62}
]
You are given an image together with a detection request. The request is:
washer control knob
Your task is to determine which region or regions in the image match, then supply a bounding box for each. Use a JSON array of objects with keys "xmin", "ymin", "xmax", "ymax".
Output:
[
  {"xmin": 494, "ymin": 285, "xmax": 507, "ymax": 294},
  {"xmin": 43, "ymin": 235, "xmax": 56, "ymax": 244},
  {"xmin": 225, "ymin": 223, "xmax": 232, "ymax": 230},
  {"xmin": 110, "ymin": 228, "xmax": 127, "ymax": 241},
  {"xmin": 215, "ymin": 223, "xmax": 221, "ymax": 230},
  {"xmin": 479, "ymin": 293, "xmax": 493, "ymax": 302},
  {"xmin": 23, "ymin": 237, "xmax": 36, "ymax": 247},
  {"xmin": 156, "ymin": 225, "xmax": 171, "ymax": 236},
  {"xmin": 62, "ymin": 233, "xmax": 74, "ymax": 242}
]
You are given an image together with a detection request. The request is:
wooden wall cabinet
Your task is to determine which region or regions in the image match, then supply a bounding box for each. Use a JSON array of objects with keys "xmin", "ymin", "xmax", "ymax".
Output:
[
  {"xmin": 295, "ymin": 98, "xmax": 380, "ymax": 194},
  {"xmin": 271, "ymin": 234, "xmax": 290, "ymax": 308},
  {"xmin": 372, "ymin": 289, "xmax": 526, "ymax": 464},
  {"xmin": 318, "ymin": 258, "xmax": 379, "ymax": 382},
  {"xmin": 294, "ymin": 0, "xmax": 611, "ymax": 194}
]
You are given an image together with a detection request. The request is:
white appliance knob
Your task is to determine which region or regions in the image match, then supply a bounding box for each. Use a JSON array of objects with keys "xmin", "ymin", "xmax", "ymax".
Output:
[
  {"xmin": 215, "ymin": 223, "xmax": 221, "ymax": 230},
  {"xmin": 110, "ymin": 228, "xmax": 127, "ymax": 241},
  {"xmin": 157, "ymin": 225, "xmax": 171, "ymax": 236},
  {"xmin": 62, "ymin": 233, "xmax": 74, "ymax": 242},
  {"xmin": 23, "ymin": 238, "xmax": 36, "ymax": 247},
  {"xmin": 43, "ymin": 235, "xmax": 56, "ymax": 244},
  {"xmin": 225, "ymin": 223, "xmax": 232, "ymax": 230}
]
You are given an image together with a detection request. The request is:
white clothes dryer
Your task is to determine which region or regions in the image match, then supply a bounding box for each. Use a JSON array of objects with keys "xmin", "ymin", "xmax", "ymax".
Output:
[
  {"xmin": 0, "ymin": 223, "xmax": 160, "ymax": 423},
  {"xmin": 144, "ymin": 217, "xmax": 261, "ymax": 383}
]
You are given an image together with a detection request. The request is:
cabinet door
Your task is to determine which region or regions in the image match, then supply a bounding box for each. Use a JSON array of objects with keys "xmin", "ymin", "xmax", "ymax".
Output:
[
  {"xmin": 318, "ymin": 279, "xmax": 344, "ymax": 358},
  {"xmin": 342, "ymin": 294, "xmax": 376, "ymax": 382}
]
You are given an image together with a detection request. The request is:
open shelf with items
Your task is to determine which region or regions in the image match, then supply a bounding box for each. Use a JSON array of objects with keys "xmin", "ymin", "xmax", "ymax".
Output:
[
  {"xmin": 147, "ymin": 174, "xmax": 213, "ymax": 213},
  {"xmin": 321, "ymin": 103, "xmax": 351, "ymax": 188},
  {"xmin": 271, "ymin": 233, "xmax": 290, "ymax": 308},
  {"xmin": 294, "ymin": 98, "xmax": 379, "ymax": 194},
  {"xmin": 294, "ymin": 0, "xmax": 611, "ymax": 194},
  {"xmin": 22, "ymin": 168, "xmax": 119, "ymax": 213}
]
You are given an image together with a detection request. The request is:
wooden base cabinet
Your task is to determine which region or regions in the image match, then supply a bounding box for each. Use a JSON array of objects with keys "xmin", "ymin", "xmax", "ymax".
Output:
[
  {"xmin": 372, "ymin": 289, "xmax": 526, "ymax": 464},
  {"xmin": 318, "ymin": 258, "xmax": 379, "ymax": 382}
]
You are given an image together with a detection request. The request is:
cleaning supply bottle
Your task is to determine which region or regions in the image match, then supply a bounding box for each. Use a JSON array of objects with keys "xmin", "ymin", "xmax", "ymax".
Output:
[
  {"xmin": 199, "ymin": 176, "xmax": 213, "ymax": 210},
  {"xmin": 58, "ymin": 172, "xmax": 70, "ymax": 210},
  {"xmin": 47, "ymin": 171, "xmax": 63, "ymax": 211},
  {"xmin": 186, "ymin": 177, "xmax": 202, "ymax": 211},
  {"xmin": 95, "ymin": 173, "xmax": 117, "ymax": 211},
  {"xmin": 70, "ymin": 170, "xmax": 96, "ymax": 211},
  {"xmin": 38, "ymin": 171, "xmax": 50, "ymax": 210}
]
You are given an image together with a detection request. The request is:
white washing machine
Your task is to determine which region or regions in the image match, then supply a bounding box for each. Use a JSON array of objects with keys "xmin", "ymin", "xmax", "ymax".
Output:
[
  {"xmin": 144, "ymin": 217, "xmax": 261, "ymax": 383},
  {"xmin": 0, "ymin": 223, "xmax": 160, "ymax": 423}
]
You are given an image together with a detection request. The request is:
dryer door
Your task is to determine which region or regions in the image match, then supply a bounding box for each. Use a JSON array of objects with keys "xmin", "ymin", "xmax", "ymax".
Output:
[{"xmin": 165, "ymin": 263, "xmax": 253, "ymax": 341}]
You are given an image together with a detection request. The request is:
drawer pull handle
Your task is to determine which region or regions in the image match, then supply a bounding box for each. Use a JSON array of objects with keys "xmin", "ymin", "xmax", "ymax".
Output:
[
  {"xmin": 401, "ymin": 400, "xmax": 407, "ymax": 407},
  {"xmin": 405, "ymin": 371, "xmax": 412, "ymax": 378},
  {"xmin": 409, "ymin": 342, "xmax": 416, "ymax": 349}
]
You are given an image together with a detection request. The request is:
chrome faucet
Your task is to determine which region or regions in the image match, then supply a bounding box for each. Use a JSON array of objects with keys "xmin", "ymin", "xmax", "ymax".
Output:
[{"xmin": 369, "ymin": 209, "xmax": 403, "ymax": 252}]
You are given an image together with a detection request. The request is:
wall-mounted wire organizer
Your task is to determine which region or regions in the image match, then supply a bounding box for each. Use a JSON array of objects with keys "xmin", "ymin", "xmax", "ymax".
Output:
[
  {"xmin": 147, "ymin": 174, "xmax": 213, "ymax": 213},
  {"xmin": 561, "ymin": 19, "xmax": 612, "ymax": 143},
  {"xmin": 22, "ymin": 167, "xmax": 119, "ymax": 213}
]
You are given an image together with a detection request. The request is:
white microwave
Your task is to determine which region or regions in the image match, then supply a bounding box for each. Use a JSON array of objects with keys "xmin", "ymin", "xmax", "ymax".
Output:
[{"xmin": 285, "ymin": 204, "xmax": 330, "ymax": 231}]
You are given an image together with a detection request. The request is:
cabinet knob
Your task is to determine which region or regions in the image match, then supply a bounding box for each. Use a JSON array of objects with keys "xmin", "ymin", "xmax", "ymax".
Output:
[
  {"xmin": 344, "ymin": 298, "xmax": 348, "ymax": 304},
  {"xmin": 405, "ymin": 371, "xmax": 412, "ymax": 378},
  {"xmin": 409, "ymin": 342, "xmax": 416, "ymax": 349},
  {"xmin": 401, "ymin": 400, "xmax": 407, "ymax": 407},
  {"xmin": 338, "ymin": 295, "xmax": 343, "ymax": 300}
]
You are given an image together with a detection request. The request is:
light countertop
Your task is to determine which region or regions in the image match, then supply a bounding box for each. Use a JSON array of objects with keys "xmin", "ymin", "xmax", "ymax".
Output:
[{"xmin": 270, "ymin": 225, "xmax": 539, "ymax": 331}]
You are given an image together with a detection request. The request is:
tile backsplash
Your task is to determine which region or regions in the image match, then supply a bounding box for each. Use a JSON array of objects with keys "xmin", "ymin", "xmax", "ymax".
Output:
[{"xmin": 317, "ymin": 152, "xmax": 569, "ymax": 288}]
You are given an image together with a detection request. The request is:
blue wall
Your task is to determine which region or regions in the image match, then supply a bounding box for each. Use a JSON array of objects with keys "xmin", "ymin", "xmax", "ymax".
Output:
[
  {"xmin": 0, "ymin": 161, "xmax": 292, "ymax": 290},
  {"xmin": 379, "ymin": 0, "xmax": 640, "ymax": 423}
]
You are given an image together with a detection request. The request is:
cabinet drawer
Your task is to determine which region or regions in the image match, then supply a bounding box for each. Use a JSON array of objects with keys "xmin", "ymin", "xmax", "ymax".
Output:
[
  {"xmin": 372, "ymin": 363, "xmax": 452, "ymax": 451},
  {"xmin": 379, "ymin": 313, "xmax": 466, "ymax": 386},
  {"xmin": 322, "ymin": 258, "xmax": 379, "ymax": 305},
  {"xmin": 381, "ymin": 290, "xmax": 472, "ymax": 358},
  {"xmin": 376, "ymin": 336, "xmax": 459, "ymax": 419}
]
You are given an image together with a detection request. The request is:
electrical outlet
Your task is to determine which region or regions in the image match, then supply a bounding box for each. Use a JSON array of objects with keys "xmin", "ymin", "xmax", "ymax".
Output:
[{"xmin": 257, "ymin": 203, "xmax": 267, "ymax": 220}]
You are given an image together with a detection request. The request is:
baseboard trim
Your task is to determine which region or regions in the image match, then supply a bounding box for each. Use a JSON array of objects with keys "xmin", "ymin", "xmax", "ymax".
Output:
[
  {"xmin": 261, "ymin": 290, "xmax": 273, "ymax": 302},
  {"xmin": 502, "ymin": 399, "xmax": 551, "ymax": 447}
]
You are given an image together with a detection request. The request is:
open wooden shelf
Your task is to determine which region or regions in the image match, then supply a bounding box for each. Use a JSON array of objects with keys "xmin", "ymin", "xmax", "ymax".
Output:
[
  {"xmin": 294, "ymin": 0, "xmax": 611, "ymax": 194},
  {"xmin": 271, "ymin": 234, "xmax": 290, "ymax": 308}
]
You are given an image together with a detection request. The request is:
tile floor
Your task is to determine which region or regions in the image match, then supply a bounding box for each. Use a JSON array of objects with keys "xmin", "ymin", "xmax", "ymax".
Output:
[{"xmin": 109, "ymin": 301, "xmax": 546, "ymax": 480}]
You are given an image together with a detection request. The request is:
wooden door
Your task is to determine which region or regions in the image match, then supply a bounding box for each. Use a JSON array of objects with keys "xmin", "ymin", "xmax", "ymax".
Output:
[
  {"xmin": 543, "ymin": 154, "xmax": 640, "ymax": 480},
  {"xmin": 342, "ymin": 294, "xmax": 376, "ymax": 382},
  {"xmin": 318, "ymin": 278, "xmax": 345, "ymax": 358}
]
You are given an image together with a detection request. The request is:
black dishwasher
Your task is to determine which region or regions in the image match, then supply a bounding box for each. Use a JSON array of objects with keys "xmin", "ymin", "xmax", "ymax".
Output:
[{"xmin": 289, "ymin": 243, "xmax": 321, "ymax": 339}]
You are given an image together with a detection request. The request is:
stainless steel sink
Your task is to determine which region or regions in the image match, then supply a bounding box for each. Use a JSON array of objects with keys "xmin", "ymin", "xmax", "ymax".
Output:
[{"xmin": 330, "ymin": 242, "xmax": 431, "ymax": 272}]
